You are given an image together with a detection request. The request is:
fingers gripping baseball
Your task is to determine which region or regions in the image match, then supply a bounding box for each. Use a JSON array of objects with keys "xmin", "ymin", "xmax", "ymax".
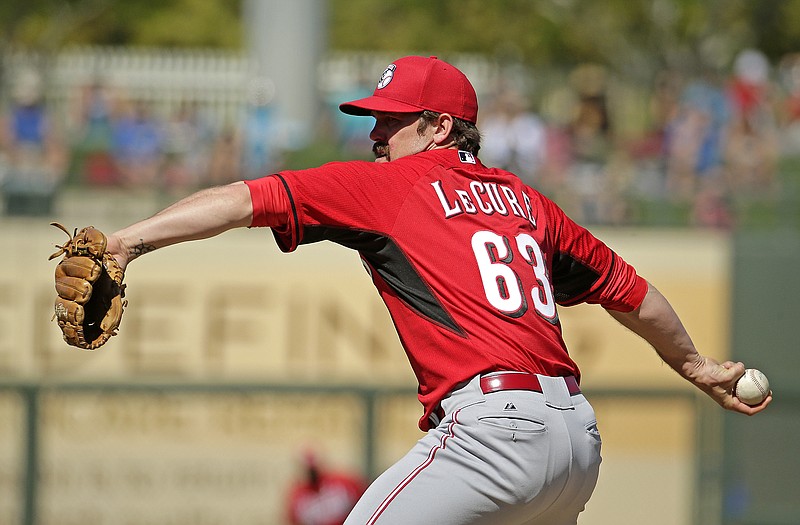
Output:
[
  {"xmin": 49, "ymin": 223, "xmax": 127, "ymax": 350},
  {"xmin": 693, "ymin": 358, "xmax": 771, "ymax": 414}
]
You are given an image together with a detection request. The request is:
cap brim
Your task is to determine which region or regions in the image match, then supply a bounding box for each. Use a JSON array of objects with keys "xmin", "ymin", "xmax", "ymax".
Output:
[{"xmin": 339, "ymin": 95, "xmax": 425, "ymax": 116}]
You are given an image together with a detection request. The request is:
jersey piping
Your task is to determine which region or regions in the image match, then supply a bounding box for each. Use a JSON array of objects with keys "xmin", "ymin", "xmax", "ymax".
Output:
[{"xmin": 274, "ymin": 173, "xmax": 301, "ymax": 244}]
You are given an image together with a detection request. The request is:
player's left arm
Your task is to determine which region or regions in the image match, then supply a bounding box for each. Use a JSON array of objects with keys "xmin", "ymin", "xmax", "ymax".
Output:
[
  {"xmin": 107, "ymin": 181, "xmax": 254, "ymax": 269},
  {"xmin": 606, "ymin": 281, "xmax": 772, "ymax": 415}
]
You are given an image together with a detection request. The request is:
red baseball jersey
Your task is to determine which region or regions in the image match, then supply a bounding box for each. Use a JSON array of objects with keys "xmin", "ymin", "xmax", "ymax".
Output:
[{"xmin": 247, "ymin": 149, "xmax": 647, "ymax": 430}]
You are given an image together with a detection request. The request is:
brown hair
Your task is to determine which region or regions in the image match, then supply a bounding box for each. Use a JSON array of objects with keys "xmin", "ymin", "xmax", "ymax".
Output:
[{"xmin": 418, "ymin": 110, "xmax": 481, "ymax": 155}]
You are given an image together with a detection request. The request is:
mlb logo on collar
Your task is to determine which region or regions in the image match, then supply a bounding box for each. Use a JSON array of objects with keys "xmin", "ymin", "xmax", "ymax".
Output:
[{"xmin": 458, "ymin": 151, "xmax": 476, "ymax": 164}]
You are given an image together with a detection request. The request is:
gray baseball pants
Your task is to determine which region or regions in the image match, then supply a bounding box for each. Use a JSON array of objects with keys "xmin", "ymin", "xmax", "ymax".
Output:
[{"xmin": 344, "ymin": 374, "xmax": 602, "ymax": 525}]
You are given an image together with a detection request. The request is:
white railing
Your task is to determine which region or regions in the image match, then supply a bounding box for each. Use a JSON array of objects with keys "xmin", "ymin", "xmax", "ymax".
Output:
[{"xmin": 3, "ymin": 47, "xmax": 508, "ymax": 127}]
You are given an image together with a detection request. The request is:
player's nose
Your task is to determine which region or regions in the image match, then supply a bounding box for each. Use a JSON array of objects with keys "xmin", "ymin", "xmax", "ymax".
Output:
[{"xmin": 369, "ymin": 121, "xmax": 384, "ymax": 142}]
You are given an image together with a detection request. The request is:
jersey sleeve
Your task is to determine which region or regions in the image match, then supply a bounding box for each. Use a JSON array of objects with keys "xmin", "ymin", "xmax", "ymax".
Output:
[
  {"xmin": 543, "ymin": 197, "xmax": 647, "ymax": 312},
  {"xmin": 244, "ymin": 175, "xmax": 295, "ymax": 240},
  {"xmin": 258, "ymin": 160, "xmax": 419, "ymax": 252}
]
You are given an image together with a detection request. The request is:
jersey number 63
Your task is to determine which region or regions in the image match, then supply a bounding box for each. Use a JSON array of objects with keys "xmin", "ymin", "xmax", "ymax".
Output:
[{"xmin": 471, "ymin": 230, "xmax": 557, "ymax": 322}]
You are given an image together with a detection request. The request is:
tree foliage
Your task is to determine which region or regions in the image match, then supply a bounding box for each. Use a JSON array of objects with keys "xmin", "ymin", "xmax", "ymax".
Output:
[
  {"xmin": 329, "ymin": 0, "xmax": 800, "ymax": 77},
  {"xmin": 3, "ymin": 0, "xmax": 800, "ymax": 75},
  {"xmin": 0, "ymin": 0, "xmax": 242, "ymax": 50}
]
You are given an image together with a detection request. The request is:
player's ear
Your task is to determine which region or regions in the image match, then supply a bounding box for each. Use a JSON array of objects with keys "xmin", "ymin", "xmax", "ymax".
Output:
[{"xmin": 432, "ymin": 113, "xmax": 455, "ymax": 146}]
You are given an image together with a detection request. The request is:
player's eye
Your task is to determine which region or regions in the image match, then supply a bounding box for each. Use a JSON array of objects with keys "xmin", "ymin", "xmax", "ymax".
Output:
[{"xmin": 374, "ymin": 113, "xmax": 405, "ymax": 131}]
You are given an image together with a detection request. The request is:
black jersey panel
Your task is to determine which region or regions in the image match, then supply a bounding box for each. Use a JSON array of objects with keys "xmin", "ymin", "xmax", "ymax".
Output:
[
  {"xmin": 301, "ymin": 225, "xmax": 465, "ymax": 335},
  {"xmin": 551, "ymin": 251, "xmax": 604, "ymax": 305}
]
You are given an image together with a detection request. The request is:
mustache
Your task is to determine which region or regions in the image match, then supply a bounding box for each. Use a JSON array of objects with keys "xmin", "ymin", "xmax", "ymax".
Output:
[{"xmin": 372, "ymin": 142, "xmax": 389, "ymax": 159}]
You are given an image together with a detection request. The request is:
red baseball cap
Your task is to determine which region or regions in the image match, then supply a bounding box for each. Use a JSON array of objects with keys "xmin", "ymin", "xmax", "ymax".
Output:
[{"xmin": 339, "ymin": 56, "xmax": 479, "ymax": 124}]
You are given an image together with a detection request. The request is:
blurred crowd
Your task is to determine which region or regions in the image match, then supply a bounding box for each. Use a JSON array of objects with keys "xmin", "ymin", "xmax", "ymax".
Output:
[
  {"xmin": 3, "ymin": 48, "xmax": 800, "ymax": 228},
  {"xmin": 479, "ymin": 49, "xmax": 800, "ymax": 229},
  {"xmin": 0, "ymin": 68, "xmax": 291, "ymax": 212}
]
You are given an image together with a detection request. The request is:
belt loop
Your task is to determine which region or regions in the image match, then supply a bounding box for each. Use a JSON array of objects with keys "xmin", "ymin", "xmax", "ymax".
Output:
[
  {"xmin": 438, "ymin": 375, "xmax": 486, "ymax": 423},
  {"xmin": 538, "ymin": 375, "xmax": 575, "ymax": 410}
]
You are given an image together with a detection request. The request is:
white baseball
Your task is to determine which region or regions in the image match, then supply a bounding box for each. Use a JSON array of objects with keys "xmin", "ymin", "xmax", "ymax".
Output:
[{"xmin": 735, "ymin": 368, "xmax": 770, "ymax": 405}]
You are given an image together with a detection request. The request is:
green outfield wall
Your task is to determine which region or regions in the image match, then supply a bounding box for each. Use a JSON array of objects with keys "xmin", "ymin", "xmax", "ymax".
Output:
[{"xmin": 722, "ymin": 231, "xmax": 800, "ymax": 525}]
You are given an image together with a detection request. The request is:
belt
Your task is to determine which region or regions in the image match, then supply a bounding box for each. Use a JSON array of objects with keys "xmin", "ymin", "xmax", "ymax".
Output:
[
  {"xmin": 480, "ymin": 372, "xmax": 581, "ymax": 396},
  {"xmin": 429, "ymin": 373, "xmax": 581, "ymax": 427}
]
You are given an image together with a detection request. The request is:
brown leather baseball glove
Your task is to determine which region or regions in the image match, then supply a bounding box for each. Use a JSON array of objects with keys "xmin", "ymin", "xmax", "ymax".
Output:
[{"xmin": 48, "ymin": 223, "xmax": 127, "ymax": 350}]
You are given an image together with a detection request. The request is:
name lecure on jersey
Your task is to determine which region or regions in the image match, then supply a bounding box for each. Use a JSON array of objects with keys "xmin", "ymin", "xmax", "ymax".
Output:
[{"xmin": 430, "ymin": 180, "xmax": 537, "ymax": 228}]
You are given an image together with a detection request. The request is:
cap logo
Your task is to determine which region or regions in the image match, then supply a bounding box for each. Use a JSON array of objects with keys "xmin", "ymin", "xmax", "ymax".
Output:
[{"xmin": 377, "ymin": 64, "xmax": 396, "ymax": 90}]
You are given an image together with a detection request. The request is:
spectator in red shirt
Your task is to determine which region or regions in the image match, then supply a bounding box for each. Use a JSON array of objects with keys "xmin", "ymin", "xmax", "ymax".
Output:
[{"xmin": 286, "ymin": 451, "xmax": 366, "ymax": 525}]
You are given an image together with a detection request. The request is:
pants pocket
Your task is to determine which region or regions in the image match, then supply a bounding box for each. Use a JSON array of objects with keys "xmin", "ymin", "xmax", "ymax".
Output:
[
  {"xmin": 585, "ymin": 420, "xmax": 602, "ymax": 444},
  {"xmin": 477, "ymin": 414, "xmax": 547, "ymax": 439}
]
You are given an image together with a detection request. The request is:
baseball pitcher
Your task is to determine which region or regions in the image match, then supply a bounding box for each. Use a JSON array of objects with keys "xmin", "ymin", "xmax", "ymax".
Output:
[{"xmin": 50, "ymin": 56, "xmax": 771, "ymax": 524}]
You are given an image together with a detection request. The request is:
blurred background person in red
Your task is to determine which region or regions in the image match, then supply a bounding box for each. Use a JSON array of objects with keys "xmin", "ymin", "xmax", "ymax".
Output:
[{"xmin": 285, "ymin": 450, "xmax": 366, "ymax": 525}]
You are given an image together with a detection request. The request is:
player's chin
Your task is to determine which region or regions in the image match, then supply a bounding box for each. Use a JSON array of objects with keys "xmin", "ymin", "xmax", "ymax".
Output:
[{"xmin": 374, "ymin": 156, "xmax": 389, "ymax": 163}]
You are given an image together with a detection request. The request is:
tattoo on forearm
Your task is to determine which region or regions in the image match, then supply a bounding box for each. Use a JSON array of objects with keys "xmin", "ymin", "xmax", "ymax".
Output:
[{"xmin": 130, "ymin": 240, "xmax": 156, "ymax": 258}]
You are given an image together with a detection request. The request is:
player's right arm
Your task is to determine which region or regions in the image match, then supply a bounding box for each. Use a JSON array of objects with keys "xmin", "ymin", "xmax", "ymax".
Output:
[
  {"xmin": 107, "ymin": 181, "xmax": 255, "ymax": 269},
  {"xmin": 607, "ymin": 282, "xmax": 772, "ymax": 415}
]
